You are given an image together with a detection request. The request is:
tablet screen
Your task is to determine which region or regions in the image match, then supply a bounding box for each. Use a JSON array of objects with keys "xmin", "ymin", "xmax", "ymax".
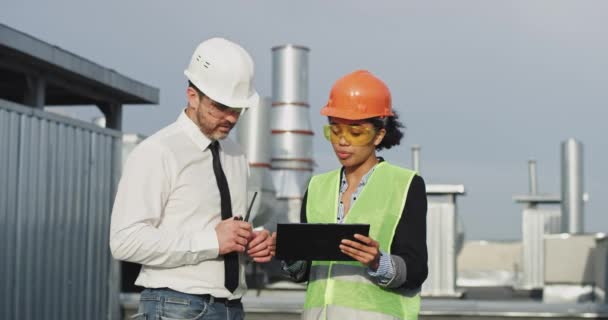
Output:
[{"xmin": 276, "ymin": 223, "xmax": 370, "ymax": 261}]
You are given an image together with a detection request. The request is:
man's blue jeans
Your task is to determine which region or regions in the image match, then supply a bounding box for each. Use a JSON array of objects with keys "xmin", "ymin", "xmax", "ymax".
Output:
[{"xmin": 131, "ymin": 288, "xmax": 245, "ymax": 320}]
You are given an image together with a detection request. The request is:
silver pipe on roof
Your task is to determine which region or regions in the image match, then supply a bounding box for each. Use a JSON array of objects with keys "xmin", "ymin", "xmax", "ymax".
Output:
[
  {"xmin": 528, "ymin": 160, "xmax": 538, "ymax": 195},
  {"xmin": 235, "ymin": 97, "xmax": 284, "ymax": 229},
  {"xmin": 561, "ymin": 138, "xmax": 584, "ymax": 234},
  {"xmin": 271, "ymin": 45, "xmax": 310, "ymax": 105},
  {"xmin": 271, "ymin": 45, "xmax": 312, "ymax": 192},
  {"xmin": 411, "ymin": 145, "xmax": 421, "ymax": 172},
  {"xmin": 270, "ymin": 45, "xmax": 312, "ymax": 223},
  {"xmin": 237, "ymin": 97, "xmax": 272, "ymax": 168}
]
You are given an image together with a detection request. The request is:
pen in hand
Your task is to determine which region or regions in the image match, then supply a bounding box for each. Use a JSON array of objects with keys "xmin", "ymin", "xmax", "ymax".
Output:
[
  {"xmin": 233, "ymin": 191, "xmax": 258, "ymax": 222},
  {"xmin": 244, "ymin": 191, "xmax": 258, "ymax": 223}
]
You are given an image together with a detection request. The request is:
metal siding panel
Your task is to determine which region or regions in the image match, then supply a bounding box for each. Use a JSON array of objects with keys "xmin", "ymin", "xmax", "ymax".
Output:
[
  {"xmin": 21, "ymin": 116, "xmax": 31, "ymax": 320},
  {"xmin": 57, "ymin": 123, "xmax": 68, "ymax": 320},
  {"xmin": 110, "ymin": 135, "xmax": 119, "ymax": 317},
  {"xmin": 63, "ymin": 125, "xmax": 72, "ymax": 320},
  {"xmin": 9, "ymin": 111, "xmax": 20, "ymax": 320},
  {"xmin": 1, "ymin": 103, "xmax": 118, "ymax": 320},
  {"xmin": 101, "ymin": 135, "xmax": 113, "ymax": 319},
  {"xmin": 94, "ymin": 135, "xmax": 105, "ymax": 318},
  {"xmin": 9, "ymin": 112, "xmax": 20, "ymax": 320},
  {"xmin": 41, "ymin": 120, "xmax": 53, "ymax": 318},
  {"xmin": 445, "ymin": 203, "xmax": 454, "ymax": 290},
  {"xmin": 78, "ymin": 127, "xmax": 89, "ymax": 320},
  {"xmin": 40, "ymin": 118, "xmax": 52, "ymax": 320},
  {"xmin": 0, "ymin": 110, "xmax": 5, "ymax": 320},
  {"xmin": 87, "ymin": 132, "xmax": 101, "ymax": 319},
  {"xmin": 47, "ymin": 121, "xmax": 60, "ymax": 320},
  {"xmin": 24, "ymin": 116, "xmax": 40, "ymax": 320},
  {"xmin": 522, "ymin": 209, "xmax": 544, "ymax": 288},
  {"xmin": 94, "ymin": 133, "xmax": 103, "ymax": 319},
  {"xmin": 106, "ymin": 136, "xmax": 114, "ymax": 319},
  {"xmin": 67, "ymin": 126, "xmax": 78, "ymax": 320},
  {"xmin": 108, "ymin": 136, "xmax": 122, "ymax": 319},
  {"xmin": 0, "ymin": 109, "xmax": 7, "ymax": 320},
  {"xmin": 433, "ymin": 204, "xmax": 442, "ymax": 292},
  {"xmin": 32, "ymin": 118, "xmax": 48, "ymax": 320},
  {"xmin": 423, "ymin": 200, "xmax": 457, "ymax": 296},
  {"xmin": 63, "ymin": 126, "xmax": 80, "ymax": 319},
  {"xmin": 85, "ymin": 129, "xmax": 95, "ymax": 320},
  {"xmin": 14, "ymin": 113, "xmax": 30, "ymax": 320},
  {"xmin": 423, "ymin": 203, "xmax": 438, "ymax": 294},
  {"xmin": 1, "ymin": 109, "xmax": 20, "ymax": 320},
  {"xmin": 92, "ymin": 132, "xmax": 102, "ymax": 319},
  {"xmin": 521, "ymin": 208, "xmax": 561, "ymax": 289},
  {"xmin": 96, "ymin": 134, "xmax": 110, "ymax": 319},
  {"xmin": 85, "ymin": 132, "xmax": 95, "ymax": 319},
  {"xmin": 74, "ymin": 128, "xmax": 87, "ymax": 320}
]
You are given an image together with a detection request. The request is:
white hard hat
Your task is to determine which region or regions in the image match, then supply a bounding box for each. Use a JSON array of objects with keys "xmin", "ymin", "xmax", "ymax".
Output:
[{"xmin": 184, "ymin": 38, "xmax": 260, "ymax": 109}]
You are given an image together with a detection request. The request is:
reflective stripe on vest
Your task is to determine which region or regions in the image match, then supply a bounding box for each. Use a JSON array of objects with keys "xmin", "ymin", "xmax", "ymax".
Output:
[
  {"xmin": 303, "ymin": 305, "xmax": 404, "ymax": 320},
  {"xmin": 304, "ymin": 162, "xmax": 420, "ymax": 320}
]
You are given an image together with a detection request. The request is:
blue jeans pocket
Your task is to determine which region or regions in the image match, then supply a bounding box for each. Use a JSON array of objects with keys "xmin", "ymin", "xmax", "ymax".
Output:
[
  {"xmin": 159, "ymin": 297, "xmax": 208, "ymax": 320},
  {"xmin": 129, "ymin": 312, "xmax": 147, "ymax": 320}
]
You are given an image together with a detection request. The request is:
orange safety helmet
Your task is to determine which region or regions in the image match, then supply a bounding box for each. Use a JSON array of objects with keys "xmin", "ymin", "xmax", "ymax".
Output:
[{"xmin": 320, "ymin": 70, "xmax": 394, "ymax": 120}]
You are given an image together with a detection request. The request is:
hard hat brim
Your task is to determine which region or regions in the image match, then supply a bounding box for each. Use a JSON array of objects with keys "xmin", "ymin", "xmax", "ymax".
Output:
[
  {"xmin": 320, "ymin": 104, "xmax": 394, "ymax": 120},
  {"xmin": 185, "ymin": 70, "xmax": 260, "ymax": 109}
]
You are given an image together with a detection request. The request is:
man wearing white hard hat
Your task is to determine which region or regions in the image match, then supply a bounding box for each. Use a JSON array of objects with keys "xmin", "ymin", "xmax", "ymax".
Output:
[{"xmin": 110, "ymin": 38, "xmax": 275, "ymax": 320}]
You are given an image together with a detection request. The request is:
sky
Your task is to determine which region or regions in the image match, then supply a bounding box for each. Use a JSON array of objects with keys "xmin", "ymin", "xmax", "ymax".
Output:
[{"xmin": 2, "ymin": 0, "xmax": 607, "ymax": 240}]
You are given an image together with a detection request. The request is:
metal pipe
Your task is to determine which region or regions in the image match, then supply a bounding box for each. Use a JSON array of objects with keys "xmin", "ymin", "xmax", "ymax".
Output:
[
  {"xmin": 411, "ymin": 145, "xmax": 421, "ymax": 172},
  {"xmin": 271, "ymin": 45, "xmax": 312, "ymax": 197},
  {"xmin": 528, "ymin": 160, "xmax": 538, "ymax": 195},
  {"xmin": 271, "ymin": 45, "xmax": 309, "ymax": 105},
  {"xmin": 561, "ymin": 138, "xmax": 584, "ymax": 234},
  {"xmin": 236, "ymin": 97, "xmax": 272, "ymax": 168},
  {"xmin": 271, "ymin": 45, "xmax": 311, "ymax": 224}
]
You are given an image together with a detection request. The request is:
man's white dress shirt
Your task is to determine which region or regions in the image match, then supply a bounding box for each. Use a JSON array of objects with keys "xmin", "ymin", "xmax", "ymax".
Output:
[{"xmin": 110, "ymin": 111, "xmax": 249, "ymax": 298}]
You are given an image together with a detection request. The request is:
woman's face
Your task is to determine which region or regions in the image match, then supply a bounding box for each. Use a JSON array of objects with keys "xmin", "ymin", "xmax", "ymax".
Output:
[{"xmin": 325, "ymin": 117, "xmax": 385, "ymax": 168}]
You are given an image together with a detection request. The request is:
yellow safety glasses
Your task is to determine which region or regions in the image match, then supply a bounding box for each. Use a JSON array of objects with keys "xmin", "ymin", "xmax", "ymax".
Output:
[{"xmin": 323, "ymin": 124, "xmax": 377, "ymax": 146}]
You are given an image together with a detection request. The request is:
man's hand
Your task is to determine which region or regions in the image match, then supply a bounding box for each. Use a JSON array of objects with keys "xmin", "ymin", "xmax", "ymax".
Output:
[
  {"xmin": 247, "ymin": 230, "xmax": 277, "ymax": 263},
  {"xmin": 215, "ymin": 218, "xmax": 252, "ymax": 255},
  {"xmin": 340, "ymin": 234, "xmax": 381, "ymax": 271}
]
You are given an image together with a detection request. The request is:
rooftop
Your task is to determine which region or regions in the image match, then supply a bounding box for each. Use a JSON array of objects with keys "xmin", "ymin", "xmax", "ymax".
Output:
[{"xmin": 0, "ymin": 23, "xmax": 159, "ymax": 106}]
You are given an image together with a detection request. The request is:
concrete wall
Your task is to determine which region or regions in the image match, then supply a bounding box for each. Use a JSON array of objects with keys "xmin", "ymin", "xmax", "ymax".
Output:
[
  {"xmin": 457, "ymin": 241, "xmax": 522, "ymax": 287},
  {"xmin": 544, "ymin": 234, "xmax": 597, "ymax": 284}
]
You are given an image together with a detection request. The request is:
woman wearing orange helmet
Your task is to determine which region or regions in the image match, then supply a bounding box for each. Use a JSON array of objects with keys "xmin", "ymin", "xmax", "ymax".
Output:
[{"xmin": 287, "ymin": 70, "xmax": 428, "ymax": 319}]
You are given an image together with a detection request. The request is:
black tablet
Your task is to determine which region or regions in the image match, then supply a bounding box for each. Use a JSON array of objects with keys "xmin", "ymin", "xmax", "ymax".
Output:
[{"xmin": 275, "ymin": 223, "xmax": 370, "ymax": 261}]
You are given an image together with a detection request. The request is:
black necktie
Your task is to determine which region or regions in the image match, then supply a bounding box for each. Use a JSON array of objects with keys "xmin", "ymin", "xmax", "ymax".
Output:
[{"xmin": 209, "ymin": 141, "xmax": 239, "ymax": 293}]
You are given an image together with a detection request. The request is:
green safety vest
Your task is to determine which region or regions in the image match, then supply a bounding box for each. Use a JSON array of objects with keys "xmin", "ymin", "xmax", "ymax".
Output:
[{"xmin": 303, "ymin": 162, "xmax": 420, "ymax": 320}]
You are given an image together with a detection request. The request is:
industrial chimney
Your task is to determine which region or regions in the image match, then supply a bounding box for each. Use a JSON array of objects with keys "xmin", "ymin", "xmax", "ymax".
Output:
[
  {"xmin": 270, "ymin": 45, "xmax": 313, "ymax": 223},
  {"xmin": 561, "ymin": 138, "xmax": 584, "ymax": 234}
]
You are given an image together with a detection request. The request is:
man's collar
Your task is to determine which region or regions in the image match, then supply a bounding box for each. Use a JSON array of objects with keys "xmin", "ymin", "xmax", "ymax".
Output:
[{"xmin": 177, "ymin": 109, "xmax": 219, "ymax": 151}]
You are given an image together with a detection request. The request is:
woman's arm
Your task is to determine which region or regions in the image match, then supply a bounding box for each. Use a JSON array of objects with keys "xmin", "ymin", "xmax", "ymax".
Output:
[{"xmin": 388, "ymin": 175, "xmax": 429, "ymax": 289}]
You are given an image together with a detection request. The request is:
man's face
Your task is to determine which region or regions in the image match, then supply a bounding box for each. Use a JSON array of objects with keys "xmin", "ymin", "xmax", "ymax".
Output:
[{"xmin": 186, "ymin": 87, "xmax": 241, "ymax": 140}]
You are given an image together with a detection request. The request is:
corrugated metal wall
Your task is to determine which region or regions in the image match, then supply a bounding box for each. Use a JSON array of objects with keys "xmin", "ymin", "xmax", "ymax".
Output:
[
  {"xmin": 0, "ymin": 99, "xmax": 121, "ymax": 320},
  {"xmin": 423, "ymin": 199, "xmax": 458, "ymax": 296},
  {"xmin": 521, "ymin": 208, "xmax": 561, "ymax": 289}
]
